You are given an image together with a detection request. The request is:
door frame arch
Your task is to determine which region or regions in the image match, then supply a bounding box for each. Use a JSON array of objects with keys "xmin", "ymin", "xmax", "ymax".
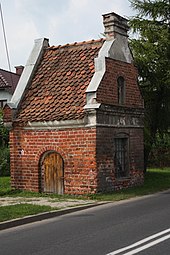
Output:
[{"xmin": 39, "ymin": 150, "xmax": 64, "ymax": 194}]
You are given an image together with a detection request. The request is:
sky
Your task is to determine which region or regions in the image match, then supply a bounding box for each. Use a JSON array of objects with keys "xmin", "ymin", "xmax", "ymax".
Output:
[{"xmin": 0, "ymin": 0, "xmax": 136, "ymax": 72}]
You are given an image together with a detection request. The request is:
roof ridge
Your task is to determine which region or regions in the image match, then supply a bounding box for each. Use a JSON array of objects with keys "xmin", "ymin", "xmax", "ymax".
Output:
[
  {"xmin": 0, "ymin": 68, "xmax": 20, "ymax": 76},
  {"xmin": 49, "ymin": 38, "xmax": 105, "ymax": 50}
]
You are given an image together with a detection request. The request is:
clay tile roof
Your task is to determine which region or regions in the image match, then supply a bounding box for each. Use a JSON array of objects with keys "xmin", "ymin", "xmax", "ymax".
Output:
[
  {"xmin": 16, "ymin": 38, "xmax": 104, "ymax": 122},
  {"xmin": 0, "ymin": 69, "xmax": 20, "ymax": 93}
]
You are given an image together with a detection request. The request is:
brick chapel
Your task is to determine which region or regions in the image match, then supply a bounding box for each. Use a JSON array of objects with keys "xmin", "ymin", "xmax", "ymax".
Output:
[{"xmin": 3, "ymin": 12, "xmax": 144, "ymax": 194}]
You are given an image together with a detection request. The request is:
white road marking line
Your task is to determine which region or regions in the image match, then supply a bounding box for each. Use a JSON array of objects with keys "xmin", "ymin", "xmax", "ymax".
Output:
[
  {"xmin": 106, "ymin": 228, "xmax": 170, "ymax": 255},
  {"xmin": 122, "ymin": 233, "xmax": 170, "ymax": 255}
]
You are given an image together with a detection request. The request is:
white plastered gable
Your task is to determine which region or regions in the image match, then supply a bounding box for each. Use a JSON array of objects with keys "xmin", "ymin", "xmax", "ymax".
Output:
[{"xmin": 84, "ymin": 34, "xmax": 133, "ymax": 109}]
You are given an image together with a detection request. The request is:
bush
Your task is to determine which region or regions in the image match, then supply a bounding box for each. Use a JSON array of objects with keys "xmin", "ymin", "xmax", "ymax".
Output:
[{"xmin": 0, "ymin": 147, "xmax": 10, "ymax": 176}]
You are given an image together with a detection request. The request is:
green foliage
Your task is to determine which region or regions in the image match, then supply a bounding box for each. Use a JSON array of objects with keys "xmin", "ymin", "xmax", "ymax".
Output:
[
  {"xmin": 0, "ymin": 109, "xmax": 10, "ymax": 176},
  {"xmin": 0, "ymin": 176, "xmax": 11, "ymax": 194},
  {"xmin": 0, "ymin": 109, "xmax": 9, "ymax": 147},
  {"xmin": 149, "ymin": 133, "xmax": 170, "ymax": 167},
  {"xmin": 128, "ymin": 0, "xmax": 170, "ymax": 168},
  {"xmin": 0, "ymin": 147, "xmax": 10, "ymax": 176}
]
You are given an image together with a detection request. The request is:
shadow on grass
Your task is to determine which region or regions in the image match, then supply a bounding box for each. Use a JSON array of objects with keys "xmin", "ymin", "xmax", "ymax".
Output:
[{"xmin": 0, "ymin": 189, "xmax": 23, "ymax": 197}]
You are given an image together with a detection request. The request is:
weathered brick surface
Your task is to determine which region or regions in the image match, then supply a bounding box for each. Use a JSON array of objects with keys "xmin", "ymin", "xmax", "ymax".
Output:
[
  {"xmin": 96, "ymin": 127, "xmax": 144, "ymax": 192},
  {"xmin": 10, "ymin": 128, "xmax": 98, "ymax": 194},
  {"xmin": 97, "ymin": 58, "xmax": 143, "ymax": 107},
  {"xmin": 9, "ymin": 125, "xmax": 144, "ymax": 194}
]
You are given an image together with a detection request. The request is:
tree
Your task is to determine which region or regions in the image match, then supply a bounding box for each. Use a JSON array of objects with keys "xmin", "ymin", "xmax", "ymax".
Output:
[{"xmin": 128, "ymin": 0, "xmax": 170, "ymax": 170}]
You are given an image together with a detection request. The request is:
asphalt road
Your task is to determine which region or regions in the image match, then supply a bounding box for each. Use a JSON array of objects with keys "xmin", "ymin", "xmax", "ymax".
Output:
[{"xmin": 0, "ymin": 190, "xmax": 170, "ymax": 255}]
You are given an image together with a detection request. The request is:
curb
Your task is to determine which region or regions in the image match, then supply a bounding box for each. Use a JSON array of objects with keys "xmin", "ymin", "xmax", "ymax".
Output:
[{"xmin": 0, "ymin": 202, "xmax": 106, "ymax": 231}]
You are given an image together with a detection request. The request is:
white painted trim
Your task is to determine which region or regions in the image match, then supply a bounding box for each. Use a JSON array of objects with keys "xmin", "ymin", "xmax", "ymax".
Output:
[
  {"xmin": 8, "ymin": 38, "xmax": 49, "ymax": 109},
  {"xmin": 98, "ymin": 39, "xmax": 115, "ymax": 58},
  {"xmin": 84, "ymin": 103, "xmax": 101, "ymax": 109},
  {"xmin": 86, "ymin": 40, "xmax": 114, "ymax": 93}
]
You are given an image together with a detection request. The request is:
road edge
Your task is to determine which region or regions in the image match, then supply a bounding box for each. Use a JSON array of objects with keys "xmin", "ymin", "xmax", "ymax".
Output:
[{"xmin": 0, "ymin": 202, "xmax": 107, "ymax": 231}]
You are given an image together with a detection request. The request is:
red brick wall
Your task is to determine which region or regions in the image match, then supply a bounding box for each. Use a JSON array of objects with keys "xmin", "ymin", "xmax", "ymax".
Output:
[
  {"xmin": 9, "ymin": 127, "xmax": 98, "ymax": 194},
  {"xmin": 96, "ymin": 127, "xmax": 144, "ymax": 192},
  {"xmin": 3, "ymin": 104, "xmax": 13, "ymax": 123},
  {"xmin": 10, "ymin": 125, "xmax": 144, "ymax": 194},
  {"xmin": 96, "ymin": 58, "xmax": 144, "ymax": 107}
]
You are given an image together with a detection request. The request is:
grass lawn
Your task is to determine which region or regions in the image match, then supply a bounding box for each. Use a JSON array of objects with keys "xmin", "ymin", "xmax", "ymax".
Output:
[
  {"xmin": 0, "ymin": 204, "xmax": 55, "ymax": 222},
  {"xmin": 0, "ymin": 168, "xmax": 170, "ymax": 222},
  {"xmin": 0, "ymin": 176, "xmax": 11, "ymax": 194}
]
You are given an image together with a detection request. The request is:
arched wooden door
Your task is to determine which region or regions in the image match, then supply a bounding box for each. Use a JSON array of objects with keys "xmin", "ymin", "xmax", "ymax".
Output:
[{"xmin": 41, "ymin": 151, "xmax": 64, "ymax": 194}]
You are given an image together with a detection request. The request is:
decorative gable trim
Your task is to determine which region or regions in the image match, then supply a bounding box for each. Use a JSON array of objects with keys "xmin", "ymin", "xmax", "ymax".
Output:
[
  {"xmin": 86, "ymin": 40, "xmax": 114, "ymax": 93},
  {"xmin": 8, "ymin": 38, "xmax": 49, "ymax": 109},
  {"xmin": 85, "ymin": 40, "xmax": 113, "ymax": 95},
  {"xmin": 84, "ymin": 40, "xmax": 113, "ymax": 109},
  {"xmin": 84, "ymin": 37, "xmax": 133, "ymax": 110}
]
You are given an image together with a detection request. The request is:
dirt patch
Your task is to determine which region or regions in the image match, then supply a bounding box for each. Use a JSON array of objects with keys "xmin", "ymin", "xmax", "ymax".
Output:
[{"xmin": 0, "ymin": 197, "xmax": 95, "ymax": 208}]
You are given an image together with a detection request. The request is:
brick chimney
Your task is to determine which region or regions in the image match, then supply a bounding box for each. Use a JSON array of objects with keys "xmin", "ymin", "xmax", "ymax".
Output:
[
  {"xmin": 15, "ymin": 65, "xmax": 24, "ymax": 76},
  {"xmin": 102, "ymin": 12, "xmax": 129, "ymax": 40}
]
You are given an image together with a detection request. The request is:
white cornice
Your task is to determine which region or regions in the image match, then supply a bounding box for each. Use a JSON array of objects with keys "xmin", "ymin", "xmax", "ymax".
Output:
[{"xmin": 25, "ymin": 118, "xmax": 86, "ymax": 130}]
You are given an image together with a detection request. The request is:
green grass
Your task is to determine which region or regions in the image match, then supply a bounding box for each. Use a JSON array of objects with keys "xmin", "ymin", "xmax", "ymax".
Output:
[
  {"xmin": 0, "ymin": 204, "xmax": 56, "ymax": 222},
  {"xmin": 0, "ymin": 176, "xmax": 11, "ymax": 194}
]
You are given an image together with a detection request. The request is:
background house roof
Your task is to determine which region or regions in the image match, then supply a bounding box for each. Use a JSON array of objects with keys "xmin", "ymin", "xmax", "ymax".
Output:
[
  {"xmin": 0, "ymin": 68, "xmax": 20, "ymax": 94},
  {"xmin": 16, "ymin": 39, "xmax": 104, "ymax": 122}
]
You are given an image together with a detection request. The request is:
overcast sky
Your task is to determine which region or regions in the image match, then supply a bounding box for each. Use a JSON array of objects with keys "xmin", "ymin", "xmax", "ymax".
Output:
[{"xmin": 0, "ymin": 0, "xmax": 136, "ymax": 72}]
